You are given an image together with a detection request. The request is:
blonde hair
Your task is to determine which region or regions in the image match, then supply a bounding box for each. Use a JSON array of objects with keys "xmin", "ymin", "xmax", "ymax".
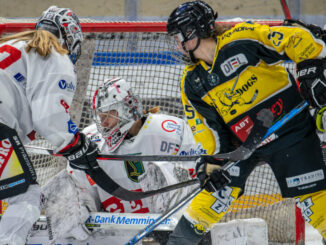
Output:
[
  {"xmin": 214, "ymin": 22, "xmax": 232, "ymax": 36},
  {"xmin": 0, "ymin": 30, "xmax": 68, "ymax": 57}
]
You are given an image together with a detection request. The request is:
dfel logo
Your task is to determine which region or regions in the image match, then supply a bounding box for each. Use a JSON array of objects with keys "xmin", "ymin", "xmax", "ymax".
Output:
[{"xmin": 220, "ymin": 53, "xmax": 248, "ymax": 76}]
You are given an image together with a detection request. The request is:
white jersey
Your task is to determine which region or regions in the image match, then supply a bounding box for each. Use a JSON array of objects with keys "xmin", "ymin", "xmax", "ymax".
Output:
[
  {"xmin": 69, "ymin": 113, "xmax": 205, "ymax": 214},
  {"xmin": 0, "ymin": 40, "xmax": 77, "ymax": 150}
]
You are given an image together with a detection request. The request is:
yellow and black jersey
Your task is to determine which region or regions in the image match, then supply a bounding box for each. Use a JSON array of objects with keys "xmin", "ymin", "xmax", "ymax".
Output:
[{"xmin": 181, "ymin": 21, "xmax": 326, "ymax": 154}]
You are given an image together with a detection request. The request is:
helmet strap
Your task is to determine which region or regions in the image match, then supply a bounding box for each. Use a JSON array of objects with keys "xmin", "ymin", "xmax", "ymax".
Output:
[{"xmin": 183, "ymin": 38, "xmax": 201, "ymax": 63}]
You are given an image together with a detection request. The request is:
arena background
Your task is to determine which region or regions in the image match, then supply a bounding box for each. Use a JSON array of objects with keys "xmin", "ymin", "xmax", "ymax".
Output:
[{"xmin": 0, "ymin": 0, "xmax": 325, "ymax": 27}]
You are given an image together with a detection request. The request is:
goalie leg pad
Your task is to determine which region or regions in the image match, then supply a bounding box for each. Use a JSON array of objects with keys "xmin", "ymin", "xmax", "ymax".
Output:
[
  {"xmin": 41, "ymin": 169, "xmax": 97, "ymax": 241},
  {"xmin": 0, "ymin": 184, "xmax": 41, "ymax": 245}
]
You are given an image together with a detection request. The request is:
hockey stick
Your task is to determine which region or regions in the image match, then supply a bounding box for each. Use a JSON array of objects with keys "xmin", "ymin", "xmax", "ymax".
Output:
[
  {"xmin": 126, "ymin": 101, "xmax": 309, "ymax": 244},
  {"xmin": 26, "ymin": 103, "xmax": 305, "ymax": 162},
  {"xmin": 24, "ymin": 108, "xmax": 271, "ymax": 163},
  {"xmin": 25, "ymin": 102, "xmax": 307, "ymax": 202},
  {"xmin": 280, "ymin": 0, "xmax": 292, "ymax": 19},
  {"xmin": 126, "ymin": 159, "xmax": 240, "ymax": 245}
]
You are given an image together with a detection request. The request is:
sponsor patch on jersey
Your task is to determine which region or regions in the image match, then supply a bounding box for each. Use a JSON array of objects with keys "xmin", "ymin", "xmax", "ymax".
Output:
[
  {"xmin": 195, "ymin": 118, "xmax": 202, "ymax": 125},
  {"xmin": 210, "ymin": 186, "xmax": 235, "ymax": 214},
  {"xmin": 160, "ymin": 141, "xmax": 179, "ymax": 154},
  {"xmin": 295, "ymin": 197, "xmax": 314, "ymax": 222},
  {"xmin": 58, "ymin": 79, "xmax": 75, "ymax": 92},
  {"xmin": 220, "ymin": 53, "xmax": 248, "ymax": 76},
  {"xmin": 124, "ymin": 160, "xmax": 145, "ymax": 183},
  {"xmin": 67, "ymin": 119, "xmax": 78, "ymax": 134},
  {"xmin": 60, "ymin": 99, "xmax": 70, "ymax": 113},
  {"xmin": 257, "ymin": 133, "xmax": 277, "ymax": 147},
  {"xmin": 227, "ymin": 166, "xmax": 240, "ymax": 177},
  {"xmin": 286, "ymin": 170, "xmax": 325, "ymax": 188},
  {"xmin": 13, "ymin": 72, "xmax": 25, "ymax": 82},
  {"xmin": 90, "ymin": 135, "xmax": 101, "ymax": 142},
  {"xmin": 161, "ymin": 120, "xmax": 181, "ymax": 135},
  {"xmin": 179, "ymin": 144, "xmax": 207, "ymax": 156},
  {"xmin": 230, "ymin": 115, "xmax": 254, "ymax": 142}
]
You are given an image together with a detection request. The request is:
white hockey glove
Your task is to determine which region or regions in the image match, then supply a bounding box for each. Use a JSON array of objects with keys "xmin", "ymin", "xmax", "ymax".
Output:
[
  {"xmin": 61, "ymin": 132, "xmax": 99, "ymax": 170},
  {"xmin": 297, "ymin": 58, "xmax": 326, "ymax": 108}
]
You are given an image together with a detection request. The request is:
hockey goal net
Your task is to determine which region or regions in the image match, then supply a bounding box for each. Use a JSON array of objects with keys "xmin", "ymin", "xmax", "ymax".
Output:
[{"xmin": 0, "ymin": 19, "xmax": 304, "ymax": 244}]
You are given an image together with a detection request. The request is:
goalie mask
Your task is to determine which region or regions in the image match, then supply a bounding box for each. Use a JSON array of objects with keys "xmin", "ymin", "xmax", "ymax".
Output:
[
  {"xmin": 35, "ymin": 6, "xmax": 83, "ymax": 64},
  {"xmin": 92, "ymin": 77, "xmax": 143, "ymax": 152}
]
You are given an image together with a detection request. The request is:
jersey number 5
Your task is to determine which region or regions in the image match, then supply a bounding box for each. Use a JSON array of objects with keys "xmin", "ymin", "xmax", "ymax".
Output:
[{"xmin": 0, "ymin": 45, "xmax": 21, "ymax": 70}]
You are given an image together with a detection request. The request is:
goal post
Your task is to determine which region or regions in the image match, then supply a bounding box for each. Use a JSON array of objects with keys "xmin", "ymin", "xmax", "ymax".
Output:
[{"xmin": 0, "ymin": 19, "xmax": 305, "ymax": 244}]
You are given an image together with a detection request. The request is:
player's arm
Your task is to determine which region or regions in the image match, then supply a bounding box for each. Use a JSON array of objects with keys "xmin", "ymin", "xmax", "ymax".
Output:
[
  {"xmin": 255, "ymin": 21, "xmax": 326, "ymax": 109},
  {"xmin": 27, "ymin": 58, "xmax": 99, "ymax": 170},
  {"xmin": 256, "ymin": 21, "xmax": 326, "ymax": 62}
]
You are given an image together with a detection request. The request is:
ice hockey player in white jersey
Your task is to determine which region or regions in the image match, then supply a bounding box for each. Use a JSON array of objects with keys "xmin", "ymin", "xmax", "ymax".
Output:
[
  {"xmin": 40, "ymin": 77, "xmax": 204, "ymax": 244},
  {"xmin": 77, "ymin": 77, "xmax": 202, "ymax": 212},
  {"xmin": 0, "ymin": 6, "xmax": 100, "ymax": 245}
]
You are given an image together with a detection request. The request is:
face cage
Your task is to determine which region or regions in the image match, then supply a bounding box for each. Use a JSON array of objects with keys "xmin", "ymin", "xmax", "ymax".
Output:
[{"xmin": 92, "ymin": 95, "xmax": 143, "ymax": 150}]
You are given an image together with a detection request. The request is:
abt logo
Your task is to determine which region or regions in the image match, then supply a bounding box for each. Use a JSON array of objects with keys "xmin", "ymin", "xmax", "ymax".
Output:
[
  {"xmin": 230, "ymin": 115, "xmax": 254, "ymax": 142},
  {"xmin": 297, "ymin": 67, "xmax": 316, "ymax": 77}
]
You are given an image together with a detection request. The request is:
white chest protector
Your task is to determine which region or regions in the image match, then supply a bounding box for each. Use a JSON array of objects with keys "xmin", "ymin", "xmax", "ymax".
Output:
[{"xmin": 69, "ymin": 113, "xmax": 205, "ymax": 213}]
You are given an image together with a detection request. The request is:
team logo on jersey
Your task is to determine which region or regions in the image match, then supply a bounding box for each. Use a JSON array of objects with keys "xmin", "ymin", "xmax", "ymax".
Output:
[
  {"xmin": 161, "ymin": 120, "xmax": 181, "ymax": 135},
  {"xmin": 207, "ymin": 73, "xmax": 220, "ymax": 86},
  {"xmin": 124, "ymin": 160, "xmax": 145, "ymax": 183},
  {"xmin": 58, "ymin": 79, "xmax": 75, "ymax": 92},
  {"xmin": 220, "ymin": 53, "xmax": 248, "ymax": 76},
  {"xmin": 216, "ymin": 74, "xmax": 258, "ymax": 116}
]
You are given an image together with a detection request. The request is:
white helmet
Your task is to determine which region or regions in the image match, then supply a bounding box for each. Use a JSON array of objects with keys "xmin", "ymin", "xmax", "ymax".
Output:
[
  {"xmin": 92, "ymin": 77, "xmax": 143, "ymax": 152},
  {"xmin": 35, "ymin": 6, "xmax": 83, "ymax": 64}
]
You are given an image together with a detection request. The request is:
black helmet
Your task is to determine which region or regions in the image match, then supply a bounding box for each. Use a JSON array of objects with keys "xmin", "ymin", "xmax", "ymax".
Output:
[{"xmin": 167, "ymin": 1, "xmax": 217, "ymax": 42}]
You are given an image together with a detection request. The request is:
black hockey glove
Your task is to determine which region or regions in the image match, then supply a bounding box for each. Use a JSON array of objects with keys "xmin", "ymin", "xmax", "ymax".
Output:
[
  {"xmin": 297, "ymin": 58, "xmax": 326, "ymax": 108},
  {"xmin": 195, "ymin": 156, "xmax": 231, "ymax": 193},
  {"xmin": 61, "ymin": 132, "xmax": 99, "ymax": 171}
]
